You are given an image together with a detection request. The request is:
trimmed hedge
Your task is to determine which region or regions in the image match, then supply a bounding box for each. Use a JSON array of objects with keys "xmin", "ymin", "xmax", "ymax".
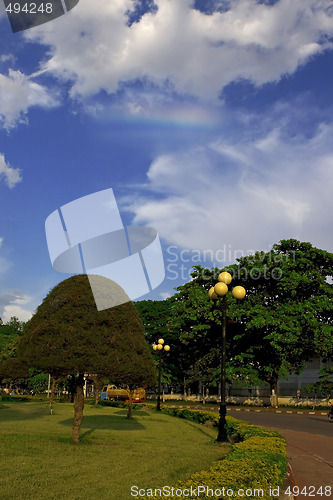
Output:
[
  {"xmin": 98, "ymin": 400, "xmax": 141, "ymax": 409},
  {"xmin": 143, "ymin": 407, "xmax": 287, "ymax": 500},
  {"xmin": 0, "ymin": 395, "xmax": 32, "ymax": 402}
]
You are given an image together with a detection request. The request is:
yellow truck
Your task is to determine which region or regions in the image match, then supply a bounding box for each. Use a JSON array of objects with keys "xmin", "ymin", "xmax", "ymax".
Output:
[{"xmin": 100, "ymin": 385, "xmax": 146, "ymax": 402}]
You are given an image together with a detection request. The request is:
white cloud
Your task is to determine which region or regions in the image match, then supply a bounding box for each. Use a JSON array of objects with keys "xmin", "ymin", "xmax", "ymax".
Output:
[
  {"xmin": 23, "ymin": 0, "xmax": 333, "ymax": 102},
  {"xmin": 0, "ymin": 69, "xmax": 59, "ymax": 130},
  {"xmin": 0, "ymin": 291, "xmax": 33, "ymax": 322},
  {"xmin": 125, "ymin": 121, "xmax": 333, "ymax": 258},
  {"xmin": 0, "ymin": 153, "xmax": 22, "ymax": 188},
  {"xmin": 2, "ymin": 305, "xmax": 32, "ymax": 323},
  {"xmin": 0, "ymin": 54, "xmax": 16, "ymax": 64}
]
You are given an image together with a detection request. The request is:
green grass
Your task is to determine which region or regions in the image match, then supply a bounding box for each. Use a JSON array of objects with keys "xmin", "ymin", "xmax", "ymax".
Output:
[{"xmin": 0, "ymin": 401, "xmax": 230, "ymax": 500}]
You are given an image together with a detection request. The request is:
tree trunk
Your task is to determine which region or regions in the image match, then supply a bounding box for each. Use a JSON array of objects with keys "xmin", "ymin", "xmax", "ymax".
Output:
[
  {"xmin": 72, "ymin": 374, "xmax": 85, "ymax": 444},
  {"xmin": 93, "ymin": 377, "xmax": 104, "ymax": 408},
  {"xmin": 50, "ymin": 377, "xmax": 57, "ymax": 403},
  {"xmin": 126, "ymin": 389, "xmax": 133, "ymax": 418}
]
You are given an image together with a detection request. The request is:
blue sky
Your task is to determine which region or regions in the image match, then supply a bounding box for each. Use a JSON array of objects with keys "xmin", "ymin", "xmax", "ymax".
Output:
[{"xmin": 0, "ymin": 0, "xmax": 333, "ymax": 321}]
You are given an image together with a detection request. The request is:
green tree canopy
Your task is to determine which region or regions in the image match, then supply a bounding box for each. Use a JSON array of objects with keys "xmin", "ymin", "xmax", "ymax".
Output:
[
  {"xmin": 135, "ymin": 299, "xmax": 180, "ymax": 389},
  {"xmin": 303, "ymin": 365, "xmax": 333, "ymax": 401},
  {"xmin": 0, "ymin": 316, "xmax": 25, "ymax": 361},
  {"xmin": 166, "ymin": 239, "xmax": 333, "ymax": 404},
  {"xmin": 167, "ymin": 268, "xmax": 245, "ymax": 392},
  {"xmin": 18, "ymin": 275, "xmax": 156, "ymax": 442},
  {"xmin": 227, "ymin": 239, "xmax": 333, "ymax": 399},
  {"xmin": 0, "ymin": 317, "xmax": 28, "ymax": 388}
]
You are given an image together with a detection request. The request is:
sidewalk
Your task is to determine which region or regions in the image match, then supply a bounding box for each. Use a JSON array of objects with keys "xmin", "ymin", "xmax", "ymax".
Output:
[
  {"xmin": 228, "ymin": 407, "xmax": 333, "ymax": 500},
  {"xmin": 274, "ymin": 429, "xmax": 333, "ymax": 500},
  {"xmin": 170, "ymin": 405, "xmax": 333, "ymax": 499}
]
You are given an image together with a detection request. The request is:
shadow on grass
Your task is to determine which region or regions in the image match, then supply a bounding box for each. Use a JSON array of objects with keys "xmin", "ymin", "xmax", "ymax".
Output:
[
  {"xmin": 0, "ymin": 405, "xmax": 47, "ymax": 422},
  {"xmin": 112, "ymin": 409, "xmax": 150, "ymax": 417},
  {"xmin": 59, "ymin": 413, "xmax": 146, "ymax": 435}
]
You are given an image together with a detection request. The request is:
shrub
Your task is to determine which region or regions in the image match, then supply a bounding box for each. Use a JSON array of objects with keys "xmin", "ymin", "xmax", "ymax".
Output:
[
  {"xmin": 143, "ymin": 407, "xmax": 287, "ymax": 500},
  {"xmin": 98, "ymin": 400, "xmax": 128, "ymax": 408},
  {"xmin": 0, "ymin": 395, "xmax": 31, "ymax": 402}
]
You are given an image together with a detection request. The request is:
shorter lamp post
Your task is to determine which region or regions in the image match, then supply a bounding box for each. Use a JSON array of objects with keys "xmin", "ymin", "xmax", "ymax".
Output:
[
  {"xmin": 153, "ymin": 338, "xmax": 170, "ymax": 411},
  {"xmin": 208, "ymin": 271, "xmax": 246, "ymax": 442}
]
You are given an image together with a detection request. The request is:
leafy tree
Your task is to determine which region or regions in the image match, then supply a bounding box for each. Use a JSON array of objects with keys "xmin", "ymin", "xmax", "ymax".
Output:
[
  {"xmin": 135, "ymin": 300, "xmax": 171, "ymax": 343},
  {"xmin": 303, "ymin": 365, "xmax": 333, "ymax": 401},
  {"xmin": 226, "ymin": 239, "xmax": 333, "ymax": 404},
  {"xmin": 0, "ymin": 317, "xmax": 28, "ymax": 392},
  {"xmin": 27, "ymin": 369, "xmax": 49, "ymax": 394},
  {"xmin": 135, "ymin": 299, "xmax": 179, "ymax": 392},
  {"xmin": 167, "ymin": 269, "xmax": 246, "ymax": 397},
  {"xmin": 165, "ymin": 240, "xmax": 333, "ymax": 405},
  {"xmin": 0, "ymin": 357, "xmax": 29, "ymax": 382},
  {"xmin": 0, "ymin": 316, "xmax": 25, "ymax": 360},
  {"xmin": 18, "ymin": 275, "xmax": 156, "ymax": 442}
]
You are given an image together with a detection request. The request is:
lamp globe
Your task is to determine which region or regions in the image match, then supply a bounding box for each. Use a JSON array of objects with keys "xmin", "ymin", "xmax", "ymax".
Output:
[
  {"xmin": 214, "ymin": 282, "xmax": 228, "ymax": 296},
  {"xmin": 208, "ymin": 287, "xmax": 218, "ymax": 300},
  {"xmin": 218, "ymin": 272, "xmax": 232, "ymax": 285},
  {"xmin": 232, "ymin": 286, "xmax": 246, "ymax": 300}
]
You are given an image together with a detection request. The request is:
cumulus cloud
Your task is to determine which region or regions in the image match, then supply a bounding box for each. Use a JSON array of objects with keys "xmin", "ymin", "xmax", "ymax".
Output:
[
  {"xmin": 0, "ymin": 291, "xmax": 32, "ymax": 322},
  {"xmin": 2, "ymin": 305, "xmax": 32, "ymax": 323},
  {"xmin": 124, "ymin": 120, "xmax": 333, "ymax": 258},
  {"xmin": 23, "ymin": 0, "xmax": 333, "ymax": 102},
  {"xmin": 0, "ymin": 69, "xmax": 59, "ymax": 130},
  {"xmin": 0, "ymin": 153, "xmax": 22, "ymax": 188}
]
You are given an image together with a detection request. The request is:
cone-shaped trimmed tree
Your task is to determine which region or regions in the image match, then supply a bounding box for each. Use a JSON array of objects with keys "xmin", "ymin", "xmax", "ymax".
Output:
[{"xmin": 18, "ymin": 275, "xmax": 156, "ymax": 443}]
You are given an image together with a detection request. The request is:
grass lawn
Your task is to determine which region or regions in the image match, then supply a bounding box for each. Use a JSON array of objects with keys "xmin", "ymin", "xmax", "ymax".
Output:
[{"xmin": 0, "ymin": 401, "xmax": 231, "ymax": 500}]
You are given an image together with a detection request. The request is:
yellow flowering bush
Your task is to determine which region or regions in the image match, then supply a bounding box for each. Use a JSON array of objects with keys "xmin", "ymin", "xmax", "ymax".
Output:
[{"xmin": 143, "ymin": 407, "xmax": 288, "ymax": 500}]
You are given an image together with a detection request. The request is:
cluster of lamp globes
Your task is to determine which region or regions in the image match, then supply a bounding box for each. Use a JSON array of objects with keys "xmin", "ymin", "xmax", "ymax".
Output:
[
  {"xmin": 208, "ymin": 272, "xmax": 246, "ymax": 300},
  {"xmin": 153, "ymin": 339, "xmax": 170, "ymax": 352}
]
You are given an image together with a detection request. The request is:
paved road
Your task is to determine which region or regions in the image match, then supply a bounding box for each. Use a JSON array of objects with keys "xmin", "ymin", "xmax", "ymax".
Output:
[
  {"xmin": 227, "ymin": 409, "xmax": 333, "ymax": 499},
  {"xmin": 227, "ymin": 409, "xmax": 333, "ymax": 437}
]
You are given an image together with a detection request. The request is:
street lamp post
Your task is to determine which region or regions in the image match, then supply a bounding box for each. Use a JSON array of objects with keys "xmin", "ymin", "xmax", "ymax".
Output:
[
  {"xmin": 208, "ymin": 271, "xmax": 246, "ymax": 442},
  {"xmin": 153, "ymin": 338, "xmax": 170, "ymax": 411}
]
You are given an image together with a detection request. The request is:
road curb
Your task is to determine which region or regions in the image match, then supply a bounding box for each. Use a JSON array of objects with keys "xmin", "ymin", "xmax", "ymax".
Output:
[
  {"xmin": 229, "ymin": 408, "xmax": 328, "ymax": 416},
  {"xmin": 279, "ymin": 464, "xmax": 295, "ymax": 500},
  {"xmin": 168, "ymin": 405, "xmax": 328, "ymax": 416}
]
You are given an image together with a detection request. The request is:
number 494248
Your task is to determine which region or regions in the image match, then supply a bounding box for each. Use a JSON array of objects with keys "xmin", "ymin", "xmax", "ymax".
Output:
[
  {"xmin": 6, "ymin": 3, "xmax": 53, "ymax": 14},
  {"xmin": 285, "ymin": 486, "xmax": 331, "ymax": 496}
]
